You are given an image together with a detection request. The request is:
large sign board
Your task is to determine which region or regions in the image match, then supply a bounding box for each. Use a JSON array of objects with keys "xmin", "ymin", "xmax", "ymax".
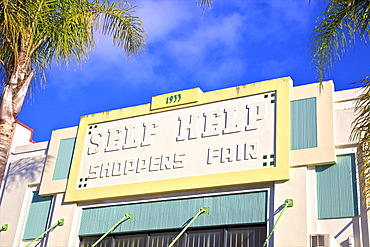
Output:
[{"xmin": 65, "ymin": 78, "xmax": 291, "ymax": 202}]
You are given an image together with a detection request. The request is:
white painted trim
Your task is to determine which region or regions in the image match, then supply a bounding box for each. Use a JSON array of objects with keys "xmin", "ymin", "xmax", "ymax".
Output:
[
  {"xmin": 335, "ymin": 148, "xmax": 357, "ymax": 156},
  {"xmin": 43, "ymin": 193, "xmax": 57, "ymax": 246},
  {"xmin": 13, "ymin": 142, "xmax": 49, "ymax": 155},
  {"xmin": 13, "ymin": 185, "xmax": 39, "ymax": 247},
  {"xmin": 68, "ymin": 205, "xmax": 82, "ymax": 247}
]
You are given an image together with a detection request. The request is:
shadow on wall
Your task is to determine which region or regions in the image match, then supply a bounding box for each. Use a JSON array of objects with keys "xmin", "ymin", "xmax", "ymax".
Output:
[
  {"xmin": 0, "ymin": 156, "xmax": 45, "ymax": 203},
  {"xmin": 273, "ymin": 203, "xmax": 285, "ymax": 216}
]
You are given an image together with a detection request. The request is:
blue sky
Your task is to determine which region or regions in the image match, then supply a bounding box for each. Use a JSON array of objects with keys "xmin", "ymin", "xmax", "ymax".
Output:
[{"xmin": 18, "ymin": 0, "xmax": 370, "ymax": 142}]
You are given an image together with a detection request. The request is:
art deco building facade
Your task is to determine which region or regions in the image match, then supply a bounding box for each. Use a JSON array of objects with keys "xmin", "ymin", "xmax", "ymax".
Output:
[{"xmin": 0, "ymin": 77, "xmax": 368, "ymax": 247}]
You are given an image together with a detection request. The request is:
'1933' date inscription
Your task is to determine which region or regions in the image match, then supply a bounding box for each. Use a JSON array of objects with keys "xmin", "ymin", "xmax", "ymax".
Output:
[{"xmin": 166, "ymin": 94, "xmax": 182, "ymax": 104}]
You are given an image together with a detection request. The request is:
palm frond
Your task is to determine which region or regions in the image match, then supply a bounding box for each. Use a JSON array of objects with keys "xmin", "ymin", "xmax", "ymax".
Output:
[
  {"xmin": 198, "ymin": 0, "xmax": 212, "ymax": 12},
  {"xmin": 0, "ymin": 0, "xmax": 146, "ymax": 88},
  {"xmin": 351, "ymin": 77, "xmax": 370, "ymax": 205},
  {"xmin": 311, "ymin": 0, "xmax": 370, "ymax": 82},
  {"xmin": 94, "ymin": 0, "xmax": 146, "ymax": 57}
]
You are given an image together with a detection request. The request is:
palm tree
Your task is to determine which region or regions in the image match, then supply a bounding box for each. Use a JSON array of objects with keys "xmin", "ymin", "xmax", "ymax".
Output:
[
  {"xmin": 311, "ymin": 0, "xmax": 370, "ymax": 205},
  {"xmin": 0, "ymin": 0, "xmax": 145, "ymax": 186}
]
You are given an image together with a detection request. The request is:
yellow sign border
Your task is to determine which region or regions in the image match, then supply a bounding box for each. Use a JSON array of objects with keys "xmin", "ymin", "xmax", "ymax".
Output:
[{"xmin": 65, "ymin": 77, "xmax": 291, "ymax": 202}]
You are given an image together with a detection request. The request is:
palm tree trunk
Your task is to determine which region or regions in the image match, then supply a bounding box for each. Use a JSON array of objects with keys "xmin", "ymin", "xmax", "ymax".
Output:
[
  {"xmin": 0, "ymin": 121, "xmax": 14, "ymax": 185},
  {"xmin": 0, "ymin": 65, "xmax": 33, "ymax": 188},
  {"xmin": 0, "ymin": 80, "xmax": 16, "ymax": 187}
]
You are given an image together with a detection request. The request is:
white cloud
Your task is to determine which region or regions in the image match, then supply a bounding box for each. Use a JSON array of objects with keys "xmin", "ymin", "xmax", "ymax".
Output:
[
  {"xmin": 168, "ymin": 12, "xmax": 245, "ymax": 57},
  {"xmin": 221, "ymin": 0, "xmax": 316, "ymax": 40},
  {"xmin": 134, "ymin": 0, "xmax": 199, "ymax": 42},
  {"xmin": 48, "ymin": 0, "xmax": 325, "ymax": 95}
]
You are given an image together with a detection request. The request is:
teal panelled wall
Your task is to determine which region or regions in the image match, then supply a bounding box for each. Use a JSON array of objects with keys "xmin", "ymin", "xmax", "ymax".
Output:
[
  {"xmin": 290, "ymin": 97, "xmax": 317, "ymax": 150},
  {"xmin": 316, "ymin": 154, "xmax": 358, "ymax": 219},
  {"xmin": 52, "ymin": 138, "xmax": 76, "ymax": 180},
  {"xmin": 23, "ymin": 192, "xmax": 53, "ymax": 239},
  {"xmin": 79, "ymin": 191, "xmax": 267, "ymax": 236}
]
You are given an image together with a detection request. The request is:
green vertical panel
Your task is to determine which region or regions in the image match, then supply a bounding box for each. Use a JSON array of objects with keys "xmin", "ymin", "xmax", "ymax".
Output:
[
  {"xmin": 316, "ymin": 154, "xmax": 358, "ymax": 219},
  {"xmin": 23, "ymin": 192, "xmax": 53, "ymax": 239},
  {"xmin": 52, "ymin": 138, "xmax": 76, "ymax": 180},
  {"xmin": 79, "ymin": 191, "xmax": 267, "ymax": 236},
  {"xmin": 290, "ymin": 97, "xmax": 317, "ymax": 150}
]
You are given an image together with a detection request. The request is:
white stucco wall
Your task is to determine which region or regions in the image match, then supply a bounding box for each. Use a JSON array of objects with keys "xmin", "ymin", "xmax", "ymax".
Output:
[
  {"xmin": 1, "ymin": 80, "xmax": 370, "ymax": 247},
  {"xmin": 0, "ymin": 142, "xmax": 48, "ymax": 247}
]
